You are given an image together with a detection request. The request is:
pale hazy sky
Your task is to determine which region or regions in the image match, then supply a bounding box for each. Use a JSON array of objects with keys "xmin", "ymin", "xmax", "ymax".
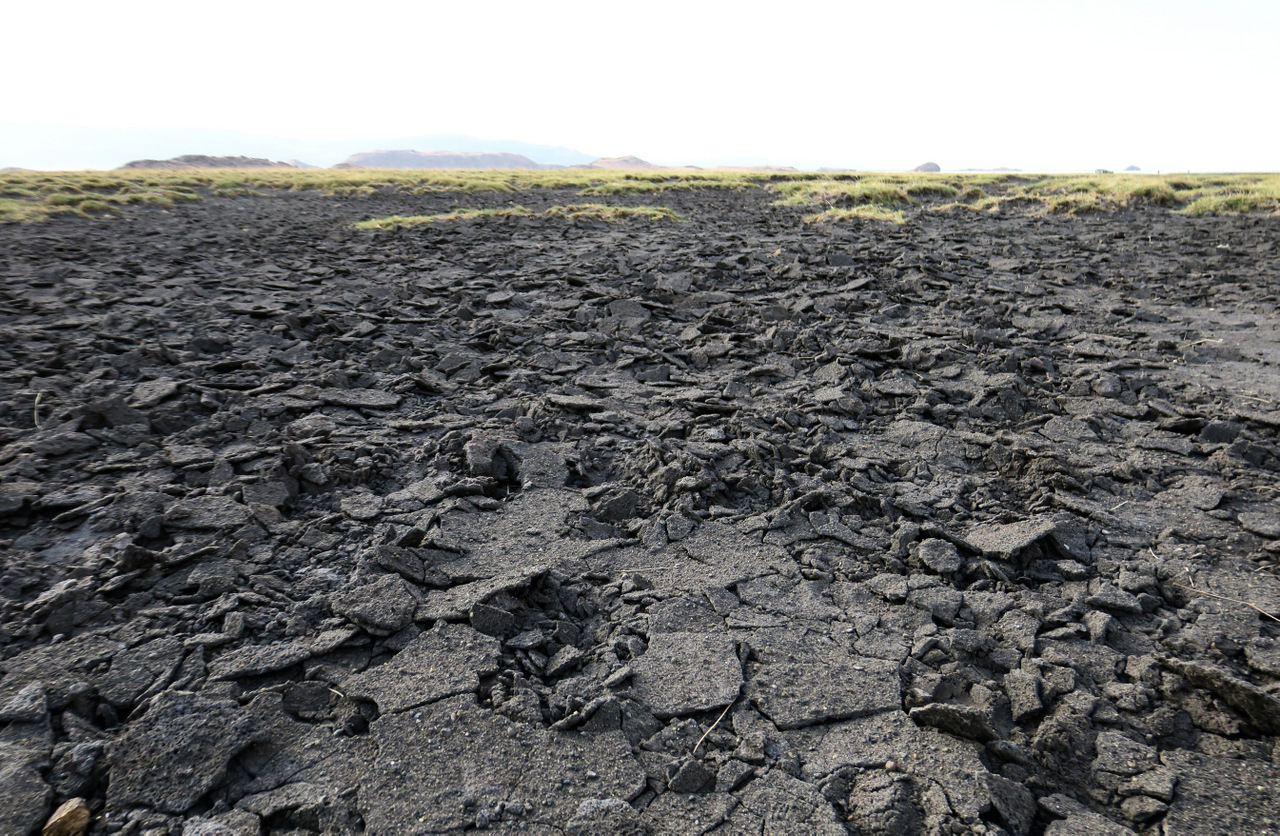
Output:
[{"xmin": 7, "ymin": 0, "xmax": 1278, "ymax": 171}]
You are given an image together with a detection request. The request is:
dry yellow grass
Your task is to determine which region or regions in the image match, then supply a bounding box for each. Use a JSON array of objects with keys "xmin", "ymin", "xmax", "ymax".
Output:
[{"xmin": 3, "ymin": 169, "xmax": 1276, "ymax": 223}]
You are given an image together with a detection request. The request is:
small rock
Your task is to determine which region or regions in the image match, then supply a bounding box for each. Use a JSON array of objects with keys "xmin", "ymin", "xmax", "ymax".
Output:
[
  {"xmin": 545, "ymin": 646, "xmax": 584, "ymax": 678},
  {"xmin": 667, "ymin": 757, "xmax": 715, "ymax": 793},
  {"xmin": 208, "ymin": 636, "xmax": 327, "ymax": 681},
  {"xmin": 130, "ymin": 379, "xmax": 180, "ymax": 409},
  {"xmin": 107, "ymin": 691, "xmax": 258, "ymax": 813},
  {"xmin": 1120, "ymin": 795, "xmax": 1168, "ymax": 823},
  {"xmin": 0, "ymin": 681, "xmax": 48, "ymax": 722},
  {"xmin": 330, "ymin": 574, "xmax": 416, "ymax": 635},
  {"xmin": 986, "ymin": 773, "xmax": 1036, "ymax": 836},
  {"xmin": 909, "ymin": 703, "xmax": 997, "ymax": 742},
  {"xmin": 1093, "ymin": 731, "xmax": 1158, "ymax": 776},
  {"xmin": 909, "ymin": 586, "xmax": 964, "ymax": 625},
  {"xmin": 1118, "ymin": 766, "xmax": 1178, "ymax": 803},
  {"xmin": 85, "ymin": 396, "xmax": 149, "ymax": 428},
  {"xmin": 917, "ymin": 538, "xmax": 963, "ymax": 574},
  {"xmin": 339, "ymin": 491, "xmax": 383, "ymax": 521},
  {"xmin": 469, "ymin": 603, "xmax": 516, "ymax": 637},
  {"xmin": 1003, "ymin": 671, "xmax": 1042, "ymax": 723},
  {"xmin": 715, "ymin": 759, "xmax": 754, "ymax": 792},
  {"xmin": 548, "ymin": 393, "xmax": 605, "ymax": 412},
  {"xmin": 42, "ymin": 798, "xmax": 91, "ymax": 836},
  {"xmin": 319, "ymin": 388, "xmax": 400, "ymax": 409},
  {"xmin": 866, "ymin": 573, "xmax": 908, "ymax": 603},
  {"xmin": 966, "ymin": 517, "xmax": 1057, "ymax": 560},
  {"xmin": 0, "ymin": 745, "xmax": 52, "ymax": 836},
  {"xmin": 1163, "ymin": 658, "xmax": 1280, "ymax": 734},
  {"xmin": 163, "ymin": 495, "xmax": 252, "ymax": 530},
  {"xmin": 1044, "ymin": 811, "xmax": 1136, "ymax": 836},
  {"xmin": 1239, "ymin": 511, "xmax": 1280, "ymax": 539},
  {"xmin": 32, "ymin": 431, "xmax": 98, "ymax": 457},
  {"xmin": 1087, "ymin": 587, "xmax": 1144, "ymax": 616},
  {"xmin": 1083, "ymin": 610, "xmax": 1118, "ymax": 642},
  {"xmin": 1244, "ymin": 645, "xmax": 1280, "ymax": 678},
  {"xmin": 666, "ymin": 515, "xmax": 696, "ymax": 541},
  {"xmin": 566, "ymin": 798, "xmax": 644, "ymax": 836},
  {"xmin": 1199, "ymin": 421, "xmax": 1241, "ymax": 444}
]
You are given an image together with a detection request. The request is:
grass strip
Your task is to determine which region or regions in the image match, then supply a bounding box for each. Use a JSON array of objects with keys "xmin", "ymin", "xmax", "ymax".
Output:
[
  {"xmin": 3, "ymin": 169, "xmax": 1277, "ymax": 223},
  {"xmin": 804, "ymin": 206, "xmax": 908, "ymax": 225},
  {"xmin": 355, "ymin": 204, "xmax": 681, "ymax": 229}
]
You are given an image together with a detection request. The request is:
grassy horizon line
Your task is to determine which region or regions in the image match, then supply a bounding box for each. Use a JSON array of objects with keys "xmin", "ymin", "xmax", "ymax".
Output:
[{"xmin": 2, "ymin": 169, "xmax": 1277, "ymax": 223}]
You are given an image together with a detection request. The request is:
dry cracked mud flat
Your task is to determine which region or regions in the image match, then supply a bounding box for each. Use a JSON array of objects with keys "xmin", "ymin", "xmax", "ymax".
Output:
[{"xmin": 1, "ymin": 187, "xmax": 1279, "ymax": 836}]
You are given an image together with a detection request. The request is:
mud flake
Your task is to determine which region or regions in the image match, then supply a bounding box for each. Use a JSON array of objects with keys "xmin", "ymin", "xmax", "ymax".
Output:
[
  {"xmin": 630, "ymin": 632, "xmax": 742, "ymax": 719},
  {"xmin": 107, "ymin": 691, "xmax": 259, "ymax": 813},
  {"xmin": 342, "ymin": 623, "xmax": 500, "ymax": 714}
]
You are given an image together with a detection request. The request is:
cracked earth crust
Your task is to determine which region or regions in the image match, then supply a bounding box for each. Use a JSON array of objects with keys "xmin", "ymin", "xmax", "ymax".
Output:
[{"xmin": 1, "ymin": 188, "xmax": 1279, "ymax": 835}]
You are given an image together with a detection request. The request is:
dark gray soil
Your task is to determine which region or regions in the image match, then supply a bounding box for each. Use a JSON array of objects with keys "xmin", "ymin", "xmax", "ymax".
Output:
[{"xmin": 1, "ymin": 188, "xmax": 1278, "ymax": 835}]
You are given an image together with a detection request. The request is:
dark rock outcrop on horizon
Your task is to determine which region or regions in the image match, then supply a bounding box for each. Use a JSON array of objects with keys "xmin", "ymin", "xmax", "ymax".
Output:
[
  {"xmin": 118, "ymin": 155, "xmax": 295, "ymax": 170},
  {"xmin": 913, "ymin": 161, "xmax": 942, "ymax": 172},
  {"xmin": 335, "ymin": 150, "xmax": 554, "ymax": 170}
]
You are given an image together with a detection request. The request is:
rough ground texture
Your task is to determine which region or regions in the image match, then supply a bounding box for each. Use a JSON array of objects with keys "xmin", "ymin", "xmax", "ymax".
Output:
[{"xmin": 1, "ymin": 187, "xmax": 1278, "ymax": 835}]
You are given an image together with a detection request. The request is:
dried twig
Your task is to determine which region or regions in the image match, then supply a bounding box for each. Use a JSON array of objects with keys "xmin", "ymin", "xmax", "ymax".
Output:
[
  {"xmin": 693, "ymin": 700, "xmax": 737, "ymax": 755},
  {"xmin": 1171, "ymin": 580, "xmax": 1280, "ymax": 624},
  {"xmin": 32, "ymin": 391, "xmax": 44, "ymax": 429}
]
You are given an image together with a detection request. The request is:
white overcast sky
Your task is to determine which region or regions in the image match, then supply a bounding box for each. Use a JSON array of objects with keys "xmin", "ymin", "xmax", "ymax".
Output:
[{"xmin": 6, "ymin": 0, "xmax": 1278, "ymax": 171}]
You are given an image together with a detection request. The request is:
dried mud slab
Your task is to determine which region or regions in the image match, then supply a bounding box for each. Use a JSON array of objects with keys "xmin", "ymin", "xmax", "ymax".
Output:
[{"xmin": 0, "ymin": 187, "xmax": 1278, "ymax": 834}]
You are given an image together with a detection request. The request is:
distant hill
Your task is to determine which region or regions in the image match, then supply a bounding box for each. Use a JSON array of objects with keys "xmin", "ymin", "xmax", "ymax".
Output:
[
  {"xmin": 0, "ymin": 124, "xmax": 597, "ymax": 170},
  {"xmin": 335, "ymin": 149, "xmax": 556, "ymax": 170},
  {"xmin": 714, "ymin": 165, "xmax": 799, "ymax": 173},
  {"xmin": 119, "ymin": 155, "xmax": 296, "ymax": 170},
  {"xmin": 579, "ymin": 155, "xmax": 662, "ymax": 170},
  {"xmin": 571, "ymin": 156, "xmax": 797, "ymax": 172}
]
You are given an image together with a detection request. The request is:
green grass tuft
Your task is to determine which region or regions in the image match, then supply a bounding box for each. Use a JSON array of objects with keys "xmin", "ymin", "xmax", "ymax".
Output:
[
  {"xmin": 355, "ymin": 204, "xmax": 681, "ymax": 229},
  {"xmin": 1182, "ymin": 191, "xmax": 1277, "ymax": 214},
  {"xmin": 772, "ymin": 179, "xmax": 910, "ymax": 207},
  {"xmin": 354, "ymin": 207, "xmax": 533, "ymax": 229},
  {"xmin": 904, "ymin": 182, "xmax": 960, "ymax": 198},
  {"xmin": 543, "ymin": 204, "xmax": 682, "ymax": 222},
  {"xmin": 804, "ymin": 205, "xmax": 907, "ymax": 225}
]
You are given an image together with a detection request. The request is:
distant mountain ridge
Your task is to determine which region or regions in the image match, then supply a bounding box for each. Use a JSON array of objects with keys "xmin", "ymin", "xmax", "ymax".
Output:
[
  {"xmin": 575, "ymin": 155, "xmax": 662, "ymax": 170},
  {"xmin": 0, "ymin": 124, "xmax": 597, "ymax": 170},
  {"xmin": 335, "ymin": 149, "xmax": 560, "ymax": 170},
  {"xmin": 571, "ymin": 156, "xmax": 798, "ymax": 172},
  {"xmin": 120, "ymin": 155, "xmax": 295, "ymax": 170}
]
